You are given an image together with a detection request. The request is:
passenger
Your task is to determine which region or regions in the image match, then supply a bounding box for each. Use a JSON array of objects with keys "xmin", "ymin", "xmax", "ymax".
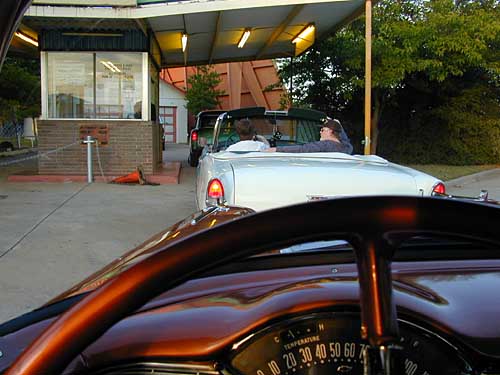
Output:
[
  {"xmin": 226, "ymin": 119, "xmax": 270, "ymax": 152},
  {"xmin": 265, "ymin": 118, "xmax": 353, "ymax": 154}
]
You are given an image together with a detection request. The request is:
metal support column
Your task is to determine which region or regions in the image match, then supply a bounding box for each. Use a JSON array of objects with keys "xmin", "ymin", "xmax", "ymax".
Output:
[{"xmin": 364, "ymin": 0, "xmax": 372, "ymax": 155}]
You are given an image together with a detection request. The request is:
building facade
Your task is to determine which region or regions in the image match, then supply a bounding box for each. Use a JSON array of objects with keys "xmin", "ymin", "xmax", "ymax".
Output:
[{"xmin": 17, "ymin": 0, "xmax": 364, "ymax": 176}]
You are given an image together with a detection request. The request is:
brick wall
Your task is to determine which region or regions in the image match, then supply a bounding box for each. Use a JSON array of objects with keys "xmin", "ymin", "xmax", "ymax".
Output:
[{"xmin": 38, "ymin": 120, "xmax": 155, "ymax": 175}]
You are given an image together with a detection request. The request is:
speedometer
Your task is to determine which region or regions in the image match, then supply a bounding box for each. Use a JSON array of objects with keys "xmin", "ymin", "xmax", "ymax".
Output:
[{"xmin": 228, "ymin": 312, "xmax": 471, "ymax": 375}]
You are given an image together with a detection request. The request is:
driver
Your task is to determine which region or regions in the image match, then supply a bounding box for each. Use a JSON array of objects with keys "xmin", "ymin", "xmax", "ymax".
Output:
[
  {"xmin": 265, "ymin": 118, "xmax": 353, "ymax": 154},
  {"xmin": 226, "ymin": 119, "xmax": 270, "ymax": 152}
]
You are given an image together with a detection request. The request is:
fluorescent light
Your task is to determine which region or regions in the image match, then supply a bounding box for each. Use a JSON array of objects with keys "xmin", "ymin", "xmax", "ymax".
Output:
[
  {"xmin": 181, "ymin": 33, "xmax": 188, "ymax": 52},
  {"xmin": 14, "ymin": 32, "xmax": 38, "ymax": 47},
  {"xmin": 292, "ymin": 24, "xmax": 315, "ymax": 44},
  {"xmin": 100, "ymin": 60, "xmax": 117, "ymax": 72},
  {"xmin": 107, "ymin": 61, "xmax": 121, "ymax": 73},
  {"xmin": 237, "ymin": 29, "xmax": 251, "ymax": 49}
]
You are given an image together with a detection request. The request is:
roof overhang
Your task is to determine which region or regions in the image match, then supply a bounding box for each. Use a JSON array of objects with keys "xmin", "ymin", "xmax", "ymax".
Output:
[{"xmin": 22, "ymin": 0, "xmax": 365, "ymax": 67}]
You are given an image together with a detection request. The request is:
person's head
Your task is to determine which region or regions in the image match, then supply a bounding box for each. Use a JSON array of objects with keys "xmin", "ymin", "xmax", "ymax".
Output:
[
  {"xmin": 234, "ymin": 119, "xmax": 255, "ymax": 141},
  {"xmin": 320, "ymin": 118, "xmax": 342, "ymax": 141}
]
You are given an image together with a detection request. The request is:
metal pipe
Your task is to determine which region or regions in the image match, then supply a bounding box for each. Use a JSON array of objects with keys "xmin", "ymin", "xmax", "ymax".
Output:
[
  {"xmin": 364, "ymin": 0, "xmax": 372, "ymax": 155},
  {"xmin": 83, "ymin": 136, "xmax": 95, "ymax": 183}
]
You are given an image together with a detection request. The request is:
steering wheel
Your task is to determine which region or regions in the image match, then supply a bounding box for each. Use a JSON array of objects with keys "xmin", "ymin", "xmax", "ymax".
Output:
[
  {"xmin": 222, "ymin": 132, "xmax": 238, "ymax": 149},
  {"xmin": 7, "ymin": 197, "xmax": 500, "ymax": 374}
]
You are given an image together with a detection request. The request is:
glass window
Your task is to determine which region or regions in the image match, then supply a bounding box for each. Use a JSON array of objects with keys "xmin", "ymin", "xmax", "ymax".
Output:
[
  {"xmin": 96, "ymin": 53, "xmax": 143, "ymax": 119},
  {"xmin": 45, "ymin": 52, "xmax": 144, "ymax": 119},
  {"xmin": 150, "ymin": 61, "xmax": 159, "ymax": 122},
  {"xmin": 47, "ymin": 53, "xmax": 94, "ymax": 118}
]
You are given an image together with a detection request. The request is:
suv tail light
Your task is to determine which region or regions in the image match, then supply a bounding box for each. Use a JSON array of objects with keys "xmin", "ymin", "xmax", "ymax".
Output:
[
  {"xmin": 191, "ymin": 130, "xmax": 198, "ymax": 142},
  {"xmin": 432, "ymin": 182, "xmax": 446, "ymax": 195},
  {"xmin": 207, "ymin": 178, "xmax": 224, "ymax": 200}
]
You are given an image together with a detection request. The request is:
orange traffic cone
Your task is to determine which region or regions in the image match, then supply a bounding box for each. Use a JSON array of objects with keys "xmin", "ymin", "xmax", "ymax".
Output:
[{"xmin": 110, "ymin": 167, "xmax": 144, "ymax": 184}]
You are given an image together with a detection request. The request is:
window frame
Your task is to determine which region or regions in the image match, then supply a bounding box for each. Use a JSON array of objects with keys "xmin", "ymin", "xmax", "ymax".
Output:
[{"xmin": 41, "ymin": 51, "xmax": 150, "ymax": 121}]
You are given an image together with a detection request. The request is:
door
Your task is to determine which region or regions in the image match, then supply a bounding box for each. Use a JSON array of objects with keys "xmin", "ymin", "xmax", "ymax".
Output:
[{"xmin": 160, "ymin": 106, "xmax": 177, "ymax": 143}]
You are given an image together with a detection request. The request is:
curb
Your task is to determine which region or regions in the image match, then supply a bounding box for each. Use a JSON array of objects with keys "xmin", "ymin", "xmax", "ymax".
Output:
[
  {"xmin": 6, "ymin": 162, "xmax": 181, "ymax": 184},
  {"xmin": 0, "ymin": 148, "xmax": 37, "ymax": 157},
  {"xmin": 445, "ymin": 168, "xmax": 500, "ymax": 187}
]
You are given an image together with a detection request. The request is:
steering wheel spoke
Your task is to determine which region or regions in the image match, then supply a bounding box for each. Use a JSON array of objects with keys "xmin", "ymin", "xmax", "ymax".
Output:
[{"xmin": 351, "ymin": 233, "xmax": 400, "ymax": 347}]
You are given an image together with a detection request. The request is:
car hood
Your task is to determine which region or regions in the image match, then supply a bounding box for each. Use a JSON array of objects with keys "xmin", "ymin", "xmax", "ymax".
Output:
[
  {"xmin": 44, "ymin": 206, "xmax": 255, "ymax": 305},
  {"xmin": 215, "ymin": 152, "xmax": 437, "ymax": 211}
]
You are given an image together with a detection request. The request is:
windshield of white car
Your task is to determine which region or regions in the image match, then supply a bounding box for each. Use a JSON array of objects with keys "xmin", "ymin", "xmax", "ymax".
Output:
[{"xmin": 216, "ymin": 116, "xmax": 322, "ymax": 150}]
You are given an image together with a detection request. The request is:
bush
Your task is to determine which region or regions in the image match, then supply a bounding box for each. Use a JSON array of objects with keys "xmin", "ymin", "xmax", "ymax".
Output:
[{"xmin": 378, "ymin": 85, "xmax": 500, "ymax": 165}]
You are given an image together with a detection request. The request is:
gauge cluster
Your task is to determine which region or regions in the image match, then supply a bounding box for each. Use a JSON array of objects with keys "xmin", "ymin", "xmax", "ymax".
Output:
[{"xmin": 228, "ymin": 312, "xmax": 471, "ymax": 375}]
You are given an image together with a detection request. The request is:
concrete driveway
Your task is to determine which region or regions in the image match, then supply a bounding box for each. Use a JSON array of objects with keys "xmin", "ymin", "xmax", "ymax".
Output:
[
  {"xmin": 1, "ymin": 148, "xmax": 499, "ymax": 324},
  {"xmin": 0, "ymin": 144, "xmax": 196, "ymax": 323}
]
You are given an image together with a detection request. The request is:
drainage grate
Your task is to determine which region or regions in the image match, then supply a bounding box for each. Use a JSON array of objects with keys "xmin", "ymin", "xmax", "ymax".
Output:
[{"xmin": 0, "ymin": 195, "xmax": 7, "ymax": 199}]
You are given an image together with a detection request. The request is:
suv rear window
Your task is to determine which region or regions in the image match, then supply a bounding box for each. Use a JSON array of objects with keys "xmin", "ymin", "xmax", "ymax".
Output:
[{"xmin": 199, "ymin": 115, "xmax": 220, "ymax": 128}]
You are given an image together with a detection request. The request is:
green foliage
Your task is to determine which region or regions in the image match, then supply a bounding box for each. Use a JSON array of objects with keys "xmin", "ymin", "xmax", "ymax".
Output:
[
  {"xmin": 185, "ymin": 66, "xmax": 225, "ymax": 115},
  {"xmin": 278, "ymin": 0, "xmax": 500, "ymax": 163},
  {"xmin": 0, "ymin": 56, "xmax": 40, "ymax": 125},
  {"xmin": 379, "ymin": 78, "xmax": 500, "ymax": 164}
]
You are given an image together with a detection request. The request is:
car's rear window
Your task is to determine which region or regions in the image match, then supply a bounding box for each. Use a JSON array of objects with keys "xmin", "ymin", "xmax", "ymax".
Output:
[{"xmin": 199, "ymin": 116, "xmax": 220, "ymax": 128}]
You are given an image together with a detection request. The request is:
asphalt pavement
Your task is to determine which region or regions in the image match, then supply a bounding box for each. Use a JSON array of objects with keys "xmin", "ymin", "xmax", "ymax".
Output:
[
  {"xmin": 0, "ymin": 145, "xmax": 499, "ymax": 323},
  {"xmin": 445, "ymin": 168, "xmax": 500, "ymax": 201}
]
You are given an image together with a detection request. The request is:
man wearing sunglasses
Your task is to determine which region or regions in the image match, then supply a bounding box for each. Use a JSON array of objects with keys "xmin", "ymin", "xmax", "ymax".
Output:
[{"xmin": 265, "ymin": 118, "xmax": 353, "ymax": 154}]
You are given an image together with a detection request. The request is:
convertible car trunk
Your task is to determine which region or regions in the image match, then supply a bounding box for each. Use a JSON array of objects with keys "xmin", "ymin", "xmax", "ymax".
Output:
[{"xmin": 229, "ymin": 154, "xmax": 420, "ymax": 211}]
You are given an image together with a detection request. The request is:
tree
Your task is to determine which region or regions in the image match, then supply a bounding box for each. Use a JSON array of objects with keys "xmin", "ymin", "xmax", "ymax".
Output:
[
  {"xmin": 279, "ymin": 0, "xmax": 500, "ymax": 154},
  {"xmin": 0, "ymin": 56, "xmax": 40, "ymax": 126},
  {"xmin": 185, "ymin": 65, "xmax": 225, "ymax": 115}
]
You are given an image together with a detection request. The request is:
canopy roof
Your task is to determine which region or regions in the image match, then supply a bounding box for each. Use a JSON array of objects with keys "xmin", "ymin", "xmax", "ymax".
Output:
[{"xmin": 21, "ymin": 0, "xmax": 365, "ymax": 67}]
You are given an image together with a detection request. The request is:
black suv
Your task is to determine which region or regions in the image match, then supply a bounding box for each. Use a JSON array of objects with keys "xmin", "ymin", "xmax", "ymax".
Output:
[{"xmin": 188, "ymin": 110, "xmax": 224, "ymax": 167}]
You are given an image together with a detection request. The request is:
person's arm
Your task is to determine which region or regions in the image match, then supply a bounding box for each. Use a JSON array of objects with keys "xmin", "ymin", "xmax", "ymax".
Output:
[
  {"xmin": 338, "ymin": 127, "xmax": 353, "ymax": 154},
  {"xmin": 276, "ymin": 142, "xmax": 323, "ymax": 153}
]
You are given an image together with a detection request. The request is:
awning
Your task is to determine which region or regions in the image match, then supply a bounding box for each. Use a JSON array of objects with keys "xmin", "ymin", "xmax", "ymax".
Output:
[{"xmin": 22, "ymin": 0, "xmax": 365, "ymax": 67}]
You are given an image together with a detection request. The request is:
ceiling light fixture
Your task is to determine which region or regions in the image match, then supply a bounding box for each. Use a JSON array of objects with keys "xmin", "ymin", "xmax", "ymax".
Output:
[
  {"xmin": 181, "ymin": 33, "xmax": 188, "ymax": 52},
  {"xmin": 292, "ymin": 24, "xmax": 315, "ymax": 44},
  {"xmin": 14, "ymin": 32, "xmax": 38, "ymax": 47},
  {"xmin": 100, "ymin": 60, "xmax": 117, "ymax": 73},
  {"xmin": 107, "ymin": 61, "xmax": 121, "ymax": 73},
  {"xmin": 237, "ymin": 29, "xmax": 251, "ymax": 49}
]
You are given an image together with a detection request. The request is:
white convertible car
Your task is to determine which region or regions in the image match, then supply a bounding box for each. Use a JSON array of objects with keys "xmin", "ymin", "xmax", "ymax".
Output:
[{"xmin": 196, "ymin": 107, "xmax": 445, "ymax": 212}]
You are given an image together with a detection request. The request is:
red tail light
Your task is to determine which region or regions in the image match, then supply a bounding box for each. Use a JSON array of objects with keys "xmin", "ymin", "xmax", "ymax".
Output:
[
  {"xmin": 207, "ymin": 178, "xmax": 224, "ymax": 199},
  {"xmin": 191, "ymin": 130, "xmax": 198, "ymax": 142},
  {"xmin": 432, "ymin": 182, "xmax": 446, "ymax": 195}
]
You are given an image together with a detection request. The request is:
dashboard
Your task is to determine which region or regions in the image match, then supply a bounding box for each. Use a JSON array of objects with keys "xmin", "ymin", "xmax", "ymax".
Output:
[
  {"xmin": 90, "ymin": 310, "xmax": 472, "ymax": 375},
  {"xmin": 3, "ymin": 259, "xmax": 500, "ymax": 375}
]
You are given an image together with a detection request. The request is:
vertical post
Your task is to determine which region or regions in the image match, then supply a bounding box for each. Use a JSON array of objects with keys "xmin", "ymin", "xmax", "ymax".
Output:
[
  {"xmin": 84, "ymin": 136, "xmax": 95, "ymax": 183},
  {"xmin": 142, "ymin": 52, "xmax": 150, "ymax": 121},
  {"xmin": 289, "ymin": 56, "xmax": 293, "ymax": 107},
  {"xmin": 16, "ymin": 124, "xmax": 21, "ymax": 149},
  {"xmin": 364, "ymin": 0, "xmax": 372, "ymax": 155},
  {"xmin": 41, "ymin": 52, "xmax": 48, "ymax": 119}
]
